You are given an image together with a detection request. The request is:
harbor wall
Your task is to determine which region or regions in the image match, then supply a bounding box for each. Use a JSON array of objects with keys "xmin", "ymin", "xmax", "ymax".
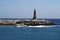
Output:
[{"xmin": 0, "ymin": 20, "xmax": 20, "ymax": 25}]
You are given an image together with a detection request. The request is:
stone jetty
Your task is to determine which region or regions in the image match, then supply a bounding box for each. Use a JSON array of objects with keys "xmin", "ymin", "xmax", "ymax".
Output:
[{"xmin": 0, "ymin": 9, "xmax": 55, "ymax": 26}]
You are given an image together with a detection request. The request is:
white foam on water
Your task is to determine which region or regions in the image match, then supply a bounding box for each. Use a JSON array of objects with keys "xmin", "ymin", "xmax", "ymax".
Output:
[
  {"xmin": 16, "ymin": 25, "xmax": 55, "ymax": 28},
  {"xmin": 28, "ymin": 25, "xmax": 55, "ymax": 28},
  {"xmin": 16, "ymin": 26, "xmax": 22, "ymax": 27}
]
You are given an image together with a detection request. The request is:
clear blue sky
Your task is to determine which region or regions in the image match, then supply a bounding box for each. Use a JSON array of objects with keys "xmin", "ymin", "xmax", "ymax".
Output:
[{"xmin": 0, "ymin": 0, "xmax": 60, "ymax": 18}]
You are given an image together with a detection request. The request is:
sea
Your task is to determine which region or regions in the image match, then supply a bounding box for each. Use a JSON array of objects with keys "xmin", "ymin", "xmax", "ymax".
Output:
[{"xmin": 0, "ymin": 18, "xmax": 60, "ymax": 40}]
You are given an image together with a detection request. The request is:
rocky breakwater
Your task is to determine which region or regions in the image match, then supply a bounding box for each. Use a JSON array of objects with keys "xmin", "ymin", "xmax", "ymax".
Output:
[
  {"xmin": 0, "ymin": 20, "xmax": 20, "ymax": 25},
  {"xmin": 0, "ymin": 19, "xmax": 55, "ymax": 26},
  {"xmin": 16, "ymin": 19, "xmax": 55, "ymax": 26}
]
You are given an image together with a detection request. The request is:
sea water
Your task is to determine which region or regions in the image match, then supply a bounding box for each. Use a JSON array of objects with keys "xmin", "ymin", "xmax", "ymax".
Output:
[
  {"xmin": 0, "ymin": 25, "xmax": 60, "ymax": 40},
  {"xmin": 0, "ymin": 19, "xmax": 60, "ymax": 40}
]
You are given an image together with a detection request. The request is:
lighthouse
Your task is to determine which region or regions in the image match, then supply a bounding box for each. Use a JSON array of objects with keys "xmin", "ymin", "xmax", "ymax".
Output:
[
  {"xmin": 16, "ymin": 8, "xmax": 55, "ymax": 26},
  {"xmin": 33, "ymin": 9, "xmax": 37, "ymax": 20}
]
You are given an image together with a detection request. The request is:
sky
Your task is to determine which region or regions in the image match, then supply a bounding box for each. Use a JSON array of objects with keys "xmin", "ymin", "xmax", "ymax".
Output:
[{"xmin": 0, "ymin": 0, "xmax": 60, "ymax": 18}]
